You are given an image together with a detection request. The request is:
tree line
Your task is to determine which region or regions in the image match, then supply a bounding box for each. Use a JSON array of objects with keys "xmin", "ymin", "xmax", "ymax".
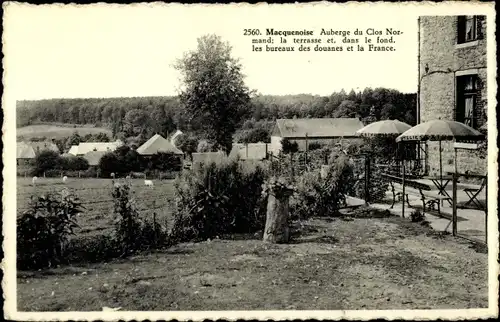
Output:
[{"xmin": 17, "ymin": 89, "xmax": 415, "ymax": 137}]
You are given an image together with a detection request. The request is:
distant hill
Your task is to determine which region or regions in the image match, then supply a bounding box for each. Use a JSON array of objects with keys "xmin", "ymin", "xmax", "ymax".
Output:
[{"xmin": 17, "ymin": 124, "xmax": 112, "ymax": 141}]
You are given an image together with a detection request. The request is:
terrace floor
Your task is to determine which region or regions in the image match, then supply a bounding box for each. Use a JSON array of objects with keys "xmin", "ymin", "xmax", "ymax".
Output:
[{"xmin": 370, "ymin": 180, "xmax": 488, "ymax": 244}]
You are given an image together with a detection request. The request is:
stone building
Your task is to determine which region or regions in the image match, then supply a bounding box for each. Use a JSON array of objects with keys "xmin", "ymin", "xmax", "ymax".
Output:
[{"xmin": 418, "ymin": 15, "xmax": 487, "ymax": 175}]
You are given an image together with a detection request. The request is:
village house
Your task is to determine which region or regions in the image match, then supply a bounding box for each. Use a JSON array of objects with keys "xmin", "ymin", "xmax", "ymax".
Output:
[
  {"xmin": 16, "ymin": 141, "xmax": 60, "ymax": 166},
  {"xmin": 418, "ymin": 15, "xmax": 487, "ymax": 175},
  {"xmin": 67, "ymin": 139, "xmax": 123, "ymax": 156},
  {"xmin": 137, "ymin": 134, "xmax": 184, "ymax": 156},
  {"xmin": 269, "ymin": 118, "xmax": 365, "ymax": 155}
]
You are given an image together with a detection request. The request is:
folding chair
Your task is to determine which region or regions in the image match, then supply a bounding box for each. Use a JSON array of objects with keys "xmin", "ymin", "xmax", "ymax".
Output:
[{"xmin": 463, "ymin": 177, "xmax": 486, "ymax": 210}]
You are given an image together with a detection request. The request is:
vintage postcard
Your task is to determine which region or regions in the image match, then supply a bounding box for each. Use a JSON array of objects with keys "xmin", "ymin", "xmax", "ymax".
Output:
[{"xmin": 2, "ymin": 1, "xmax": 498, "ymax": 321}]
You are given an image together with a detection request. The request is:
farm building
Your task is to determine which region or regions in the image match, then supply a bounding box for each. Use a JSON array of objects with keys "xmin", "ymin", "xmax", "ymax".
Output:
[
  {"xmin": 418, "ymin": 16, "xmax": 487, "ymax": 175},
  {"xmin": 83, "ymin": 150, "xmax": 108, "ymax": 169},
  {"xmin": 16, "ymin": 141, "xmax": 59, "ymax": 166},
  {"xmin": 269, "ymin": 118, "xmax": 365, "ymax": 155},
  {"xmin": 229, "ymin": 143, "xmax": 268, "ymax": 160},
  {"xmin": 68, "ymin": 139, "xmax": 123, "ymax": 156},
  {"xmin": 137, "ymin": 134, "xmax": 184, "ymax": 156}
]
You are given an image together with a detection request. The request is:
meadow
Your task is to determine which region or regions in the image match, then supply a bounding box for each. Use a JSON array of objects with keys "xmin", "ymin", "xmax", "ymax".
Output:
[
  {"xmin": 17, "ymin": 124, "xmax": 112, "ymax": 140},
  {"xmin": 17, "ymin": 177, "xmax": 176, "ymax": 238}
]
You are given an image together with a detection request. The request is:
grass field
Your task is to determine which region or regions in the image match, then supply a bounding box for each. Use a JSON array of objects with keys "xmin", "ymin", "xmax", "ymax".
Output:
[
  {"xmin": 17, "ymin": 124, "xmax": 112, "ymax": 140},
  {"xmin": 17, "ymin": 215, "xmax": 488, "ymax": 311},
  {"xmin": 17, "ymin": 177, "xmax": 176, "ymax": 237}
]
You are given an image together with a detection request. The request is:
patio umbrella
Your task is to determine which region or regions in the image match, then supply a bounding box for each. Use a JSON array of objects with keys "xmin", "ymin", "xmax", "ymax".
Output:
[
  {"xmin": 356, "ymin": 119, "xmax": 412, "ymax": 137},
  {"xmin": 356, "ymin": 119, "xmax": 412, "ymax": 169},
  {"xmin": 396, "ymin": 119, "xmax": 485, "ymax": 182}
]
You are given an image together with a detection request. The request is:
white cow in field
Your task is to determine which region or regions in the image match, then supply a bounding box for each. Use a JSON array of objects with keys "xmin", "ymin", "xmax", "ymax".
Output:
[
  {"xmin": 32, "ymin": 176, "xmax": 38, "ymax": 185},
  {"xmin": 110, "ymin": 172, "xmax": 116, "ymax": 179},
  {"xmin": 62, "ymin": 176, "xmax": 68, "ymax": 183},
  {"xmin": 144, "ymin": 180, "xmax": 154, "ymax": 188}
]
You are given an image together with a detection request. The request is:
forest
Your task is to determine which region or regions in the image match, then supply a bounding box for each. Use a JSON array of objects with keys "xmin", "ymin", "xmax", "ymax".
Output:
[{"xmin": 17, "ymin": 88, "xmax": 416, "ymax": 145}]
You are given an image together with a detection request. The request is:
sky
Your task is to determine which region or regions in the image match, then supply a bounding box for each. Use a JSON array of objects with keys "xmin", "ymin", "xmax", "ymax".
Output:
[
  {"xmin": 4, "ymin": 2, "xmax": 487, "ymax": 100},
  {"xmin": 2, "ymin": 3, "xmax": 426, "ymax": 100}
]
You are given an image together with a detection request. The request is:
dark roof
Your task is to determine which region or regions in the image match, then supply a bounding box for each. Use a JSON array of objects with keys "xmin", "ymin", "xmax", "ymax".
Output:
[{"xmin": 273, "ymin": 118, "xmax": 364, "ymax": 138}]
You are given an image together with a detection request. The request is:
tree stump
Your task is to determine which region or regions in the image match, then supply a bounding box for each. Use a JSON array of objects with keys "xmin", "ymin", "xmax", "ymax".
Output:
[{"xmin": 263, "ymin": 193, "xmax": 291, "ymax": 243}]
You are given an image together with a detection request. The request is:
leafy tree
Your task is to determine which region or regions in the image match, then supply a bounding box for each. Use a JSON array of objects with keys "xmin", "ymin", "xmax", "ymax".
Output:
[
  {"xmin": 98, "ymin": 152, "xmax": 120, "ymax": 177},
  {"xmin": 239, "ymin": 128, "xmax": 270, "ymax": 143},
  {"xmin": 174, "ymin": 34, "xmax": 252, "ymax": 153},
  {"xmin": 197, "ymin": 139, "xmax": 215, "ymax": 153},
  {"xmin": 281, "ymin": 138, "xmax": 298, "ymax": 155},
  {"xmin": 68, "ymin": 131, "xmax": 82, "ymax": 146},
  {"xmin": 124, "ymin": 109, "xmax": 151, "ymax": 137},
  {"xmin": 34, "ymin": 150, "xmax": 62, "ymax": 175},
  {"xmin": 175, "ymin": 134, "xmax": 198, "ymax": 157},
  {"xmin": 150, "ymin": 152, "xmax": 182, "ymax": 171},
  {"xmin": 333, "ymin": 100, "xmax": 360, "ymax": 118}
]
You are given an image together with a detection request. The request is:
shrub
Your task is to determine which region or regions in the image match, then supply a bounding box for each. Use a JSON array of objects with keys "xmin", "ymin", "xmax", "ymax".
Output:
[
  {"xmin": 148, "ymin": 152, "xmax": 182, "ymax": 172},
  {"xmin": 307, "ymin": 142, "xmax": 322, "ymax": 151},
  {"xmin": 135, "ymin": 216, "xmax": 171, "ymax": 250},
  {"xmin": 410, "ymin": 209, "xmax": 425, "ymax": 223},
  {"xmin": 64, "ymin": 235, "xmax": 121, "ymax": 264},
  {"xmin": 290, "ymin": 155, "xmax": 354, "ymax": 219},
  {"xmin": 281, "ymin": 138, "xmax": 298, "ymax": 155},
  {"xmin": 60, "ymin": 155, "xmax": 89, "ymax": 171},
  {"xmin": 111, "ymin": 182, "xmax": 143, "ymax": 255},
  {"xmin": 170, "ymin": 157, "xmax": 267, "ymax": 242},
  {"xmin": 33, "ymin": 150, "xmax": 62, "ymax": 175},
  {"xmin": 99, "ymin": 152, "xmax": 120, "ymax": 177},
  {"xmin": 351, "ymin": 158, "xmax": 388, "ymax": 203},
  {"xmin": 17, "ymin": 190, "xmax": 84, "ymax": 269}
]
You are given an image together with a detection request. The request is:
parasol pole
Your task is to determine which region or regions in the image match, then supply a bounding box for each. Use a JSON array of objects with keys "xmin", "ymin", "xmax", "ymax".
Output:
[
  {"xmin": 401, "ymin": 141, "xmax": 405, "ymax": 218},
  {"xmin": 439, "ymin": 139, "xmax": 443, "ymax": 184}
]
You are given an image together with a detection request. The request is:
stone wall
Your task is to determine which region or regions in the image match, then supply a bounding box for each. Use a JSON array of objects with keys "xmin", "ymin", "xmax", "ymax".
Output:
[{"xmin": 419, "ymin": 16, "xmax": 487, "ymax": 175}]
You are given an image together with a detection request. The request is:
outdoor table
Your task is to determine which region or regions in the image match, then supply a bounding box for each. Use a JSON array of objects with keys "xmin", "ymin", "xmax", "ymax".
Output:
[{"xmin": 419, "ymin": 175, "xmax": 454, "ymax": 206}]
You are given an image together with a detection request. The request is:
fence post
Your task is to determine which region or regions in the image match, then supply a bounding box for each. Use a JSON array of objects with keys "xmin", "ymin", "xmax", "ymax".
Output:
[
  {"xmin": 452, "ymin": 172, "xmax": 457, "ymax": 236},
  {"xmin": 152, "ymin": 199, "xmax": 157, "ymax": 247},
  {"xmin": 305, "ymin": 133, "xmax": 308, "ymax": 165}
]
